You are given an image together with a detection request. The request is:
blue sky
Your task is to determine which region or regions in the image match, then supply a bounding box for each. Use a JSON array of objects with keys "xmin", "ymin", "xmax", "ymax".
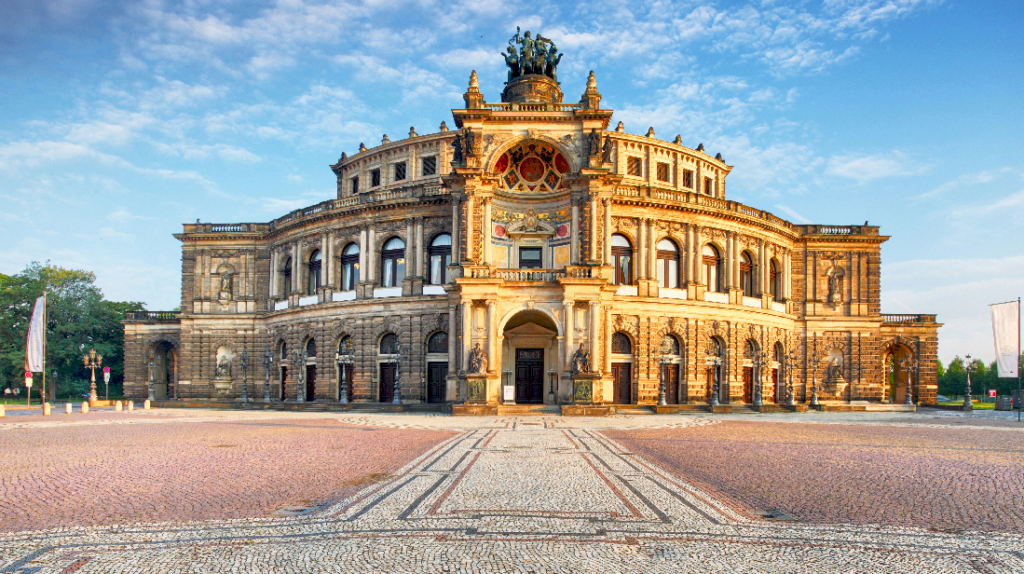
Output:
[{"xmin": 1, "ymin": 0, "xmax": 1021, "ymax": 364}]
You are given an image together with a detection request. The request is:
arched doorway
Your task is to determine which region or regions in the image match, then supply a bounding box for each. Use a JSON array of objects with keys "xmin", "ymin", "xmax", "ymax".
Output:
[
  {"xmin": 771, "ymin": 342, "xmax": 785, "ymax": 404},
  {"xmin": 706, "ymin": 337, "xmax": 725, "ymax": 404},
  {"xmin": 658, "ymin": 334, "xmax": 682, "ymax": 404},
  {"xmin": 883, "ymin": 343, "xmax": 915, "ymax": 403},
  {"xmin": 742, "ymin": 340, "xmax": 759, "ymax": 404},
  {"xmin": 611, "ymin": 333, "xmax": 634, "ymax": 404},
  {"xmin": 304, "ymin": 338, "xmax": 317, "ymax": 402},
  {"xmin": 151, "ymin": 341, "xmax": 177, "ymax": 400},
  {"xmin": 378, "ymin": 333, "xmax": 399, "ymax": 403},
  {"xmin": 501, "ymin": 310, "xmax": 559, "ymax": 405},
  {"xmin": 425, "ymin": 331, "xmax": 448, "ymax": 403}
]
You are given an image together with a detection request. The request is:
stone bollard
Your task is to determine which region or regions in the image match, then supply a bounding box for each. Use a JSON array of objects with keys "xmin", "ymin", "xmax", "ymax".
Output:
[
  {"xmin": 144, "ymin": 399, "xmax": 151, "ymax": 410},
  {"xmin": 81, "ymin": 402, "xmax": 89, "ymax": 414},
  {"xmin": 127, "ymin": 401, "xmax": 134, "ymax": 411},
  {"xmin": 65, "ymin": 403, "xmax": 73, "ymax": 414},
  {"xmin": 115, "ymin": 401, "xmax": 123, "ymax": 412},
  {"xmin": 43, "ymin": 403, "xmax": 51, "ymax": 416}
]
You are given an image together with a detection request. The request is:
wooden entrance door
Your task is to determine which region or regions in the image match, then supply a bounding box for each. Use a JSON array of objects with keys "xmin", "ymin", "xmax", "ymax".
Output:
[
  {"xmin": 515, "ymin": 349, "xmax": 544, "ymax": 404},
  {"xmin": 306, "ymin": 365, "xmax": 316, "ymax": 402},
  {"xmin": 664, "ymin": 364, "xmax": 679, "ymax": 404},
  {"xmin": 613, "ymin": 363, "xmax": 632, "ymax": 404},
  {"xmin": 379, "ymin": 363, "xmax": 396, "ymax": 403},
  {"xmin": 769, "ymin": 369, "xmax": 778, "ymax": 403},
  {"xmin": 743, "ymin": 367, "xmax": 753, "ymax": 403},
  {"xmin": 427, "ymin": 362, "xmax": 447, "ymax": 403}
]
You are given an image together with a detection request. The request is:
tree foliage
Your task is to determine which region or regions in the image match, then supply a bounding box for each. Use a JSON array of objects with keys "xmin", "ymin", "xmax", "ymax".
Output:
[
  {"xmin": 938, "ymin": 352, "xmax": 1024, "ymax": 397},
  {"xmin": 0, "ymin": 262, "xmax": 145, "ymax": 399}
]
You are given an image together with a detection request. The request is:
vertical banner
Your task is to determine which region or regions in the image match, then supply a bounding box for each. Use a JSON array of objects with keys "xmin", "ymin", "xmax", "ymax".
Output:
[
  {"xmin": 990, "ymin": 301, "xmax": 1020, "ymax": 378},
  {"xmin": 25, "ymin": 295, "xmax": 46, "ymax": 372}
]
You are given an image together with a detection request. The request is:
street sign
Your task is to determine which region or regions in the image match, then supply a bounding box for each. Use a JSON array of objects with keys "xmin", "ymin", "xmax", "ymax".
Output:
[
  {"xmin": 24, "ymin": 372, "xmax": 33, "ymax": 388},
  {"xmin": 103, "ymin": 366, "xmax": 111, "ymax": 373},
  {"xmin": 104, "ymin": 370, "xmax": 110, "ymax": 383},
  {"xmin": 988, "ymin": 389, "xmax": 997, "ymax": 398}
]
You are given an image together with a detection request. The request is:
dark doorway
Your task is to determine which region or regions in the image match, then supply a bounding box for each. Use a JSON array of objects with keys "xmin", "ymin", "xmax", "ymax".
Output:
[
  {"xmin": 743, "ymin": 367, "xmax": 754, "ymax": 403},
  {"xmin": 306, "ymin": 365, "xmax": 316, "ymax": 402},
  {"xmin": 769, "ymin": 368, "xmax": 778, "ymax": 403},
  {"xmin": 515, "ymin": 349, "xmax": 544, "ymax": 404},
  {"xmin": 379, "ymin": 362, "xmax": 396, "ymax": 403},
  {"xmin": 613, "ymin": 363, "xmax": 632, "ymax": 404},
  {"xmin": 280, "ymin": 367, "xmax": 288, "ymax": 401},
  {"xmin": 427, "ymin": 362, "xmax": 447, "ymax": 403},
  {"xmin": 663, "ymin": 364, "xmax": 679, "ymax": 404}
]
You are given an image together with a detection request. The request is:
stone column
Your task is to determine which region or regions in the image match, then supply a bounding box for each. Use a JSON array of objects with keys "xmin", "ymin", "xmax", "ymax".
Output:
[
  {"xmin": 452, "ymin": 198, "xmax": 462, "ymax": 264},
  {"xmin": 448, "ymin": 303, "xmax": 458, "ymax": 390},
  {"xmin": 486, "ymin": 300, "xmax": 497, "ymax": 372},
  {"xmin": 723, "ymin": 233, "xmax": 732, "ymax": 290},
  {"xmin": 571, "ymin": 201, "xmax": 580, "ymax": 264},
  {"xmin": 406, "ymin": 218, "xmax": 414, "ymax": 262},
  {"xmin": 416, "ymin": 217, "xmax": 425, "ymax": 277},
  {"xmin": 589, "ymin": 301, "xmax": 600, "ymax": 374},
  {"xmin": 320, "ymin": 233, "xmax": 329, "ymax": 287},
  {"xmin": 604, "ymin": 306, "xmax": 612, "ymax": 373},
  {"xmin": 683, "ymin": 225, "xmax": 692, "ymax": 284},
  {"xmin": 483, "ymin": 198, "xmax": 492, "ymax": 265},
  {"xmin": 367, "ymin": 227, "xmax": 376, "ymax": 285},
  {"xmin": 784, "ymin": 250, "xmax": 792, "ymax": 299},
  {"xmin": 603, "ymin": 198, "xmax": 612, "ymax": 265},
  {"xmin": 648, "ymin": 219, "xmax": 657, "ymax": 279},
  {"xmin": 358, "ymin": 227, "xmax": 367, "ymax": 279},
  {"xmin": 270, "ymin": 250, "xmax": 278, "ymax": 298},
  {"xmin": 588, "ymin": 197, "xmax": 597, "ymax": 262},
  {"xmin": 462, "ymin": 300, "xmax": 472, "ymax": 372},
  {"xmin": 465, "ymin": 196, "xmax": 475, "ymax": 262},
  {"xmin": 563, "ymin": 301, "xmax": 574, "ymax": 373},
  {"xmin": 637, "ymin": 218, "xmax": 647, "ymax": 279},
  {"xmin": 293, "ymin": 241, "xmax": 302, "ymax": 294}
]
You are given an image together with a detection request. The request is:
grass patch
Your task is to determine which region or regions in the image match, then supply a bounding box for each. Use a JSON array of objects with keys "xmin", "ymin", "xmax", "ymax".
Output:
[{"xmin": 937, "ymin": 400, "xmax": 995, "ymax": 410}]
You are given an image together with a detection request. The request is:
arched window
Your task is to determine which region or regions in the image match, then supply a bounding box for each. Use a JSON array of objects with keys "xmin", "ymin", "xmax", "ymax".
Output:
[
  {"xmin": 428, "ymin": 234, "xmax": 452, "ymax": 285},
  {"xmin": 279, "ymin": 341, "xmax": 287, "ymax": 360},
  {"xmin": 656, "ymin": 239, "xmax": 680, "ymax": 289},
  {"xmin": 769, "ymin": 259, "xmax": 781, "ymax": 302},
  {"xmin": 702, "ymin": 245, "xmax": 722, "ymax": 292},
  {"xmin": 427, "ymin": 332, "xmax": 448, "ymax": 354},
  {"xmin": 379, "ymin": 333, "xmax": 399, "ymax": 354},
  {"xmin": 307, "ymin": 250, "xmax": 322, "ymax": 295},
  {"xmin": 305, "ymin": 338, "xmax": 317, "ymax": 357},
  {"xmin": 740, "ymin": 252, "xmax": 755, "ymax": 297},
  {"xmin": 612, "ymin": 332, "xmax": 632, "ymax": 354},
  {"xmin": 283, "ymin": 257, "xmax": 293, "ymax": 295},
  {"xmin": 611, "ymin": 234, "xmax": 633, "ymax": 286},
  {"xmin": 381, "ymin": 237, "xmax": 406, "ymax": 287},
  {"xmin": 340, "ymin": 243, "xmax": 359, "ymax": 291},
  {"xmin": 660, "ymin": 334, "xmax": 681, "ymax": 356},
  {"xmin": 338, "ymin": 336, "xmax": 354, "ymax": 356}
]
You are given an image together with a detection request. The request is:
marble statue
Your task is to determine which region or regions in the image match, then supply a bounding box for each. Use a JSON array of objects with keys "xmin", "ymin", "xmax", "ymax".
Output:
[
  {"xmin": 216, "ymin": 355, "xmax": 231, "ymax": 378},
  {"xmin": 572, "ymin": 342, "xmax": 591, "ymax": 375},
  {"xmin": 468, "ymin": 343, "xmax": 487, "ymax": 374}
]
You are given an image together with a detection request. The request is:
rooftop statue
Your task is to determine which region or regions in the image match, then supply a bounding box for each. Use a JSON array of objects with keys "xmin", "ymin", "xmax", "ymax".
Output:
[{"xmin": 502, "ymin": 27, "xmax": 562, "ymax": 84}]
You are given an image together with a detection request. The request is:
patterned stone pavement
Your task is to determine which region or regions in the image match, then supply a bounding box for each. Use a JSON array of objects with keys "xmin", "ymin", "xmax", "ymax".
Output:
[{"xmin": 1, "ymin": 411, "xmax": 1023, "ymax": 573}]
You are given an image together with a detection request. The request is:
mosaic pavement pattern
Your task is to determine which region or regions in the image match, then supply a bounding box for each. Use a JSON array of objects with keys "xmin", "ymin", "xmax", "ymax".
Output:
[{"xmin": 2, "ymin": 412, "xmax": 1024, "ymax": 573}]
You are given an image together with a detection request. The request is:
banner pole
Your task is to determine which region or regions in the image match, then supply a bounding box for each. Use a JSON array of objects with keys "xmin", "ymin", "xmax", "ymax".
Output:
[
  {"xmin": 41, "ymin": 293, "xmax": 46, "ymax": 406},
  {"xmin": 1017, "ymin": 296, "xmax": 1020, "ymax": 423}
]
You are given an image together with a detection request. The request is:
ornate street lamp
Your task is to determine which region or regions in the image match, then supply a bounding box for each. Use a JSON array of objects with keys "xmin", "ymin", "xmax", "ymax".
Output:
[
  {"xmin": 392, "ymin": 341, "xmax": 402, "ymax": 404},
  {"xmin": 261, "ymin": 346, "xmax": 273, "ymax": 403},
  {"xmin": 335, "ymin": 349, "xmax": 352, "ymax": 404},
  {"xmin": 147, "ymin": 356, "xmax": 155, "ymax": 402},
  {"xmin": 239, "ymin": 348, "xmax": 250, "ymax": 402},
  {"xmin": 547, "ymin": 369, "xmax": 557, "ymax": 404},
  {"xmin": 750, "ymin": 350, "xmax": 767, "ymax": 408},
  {"xmin": 809, "ymin": 358, "xmax": 820, "ymax": 408},
  {"xmin": 703, "ymin": 344, "xmax": 721, "ymax": 407},
  {"xmin": 83, "ymin": 349, "xmax": 103, "ymax": 402},
  {"xmin": 900, "ymin": 356, "xmax": 917, "ymax": 406},
  {"xmin": 963, "ymin": 354, "xmax": 974, "ymax": 409}
]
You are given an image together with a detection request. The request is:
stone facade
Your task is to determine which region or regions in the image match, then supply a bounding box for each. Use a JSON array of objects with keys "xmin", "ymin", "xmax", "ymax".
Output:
[{"xmin": 123, "ymin": 63, "xmax": 941, "ymax": 408}]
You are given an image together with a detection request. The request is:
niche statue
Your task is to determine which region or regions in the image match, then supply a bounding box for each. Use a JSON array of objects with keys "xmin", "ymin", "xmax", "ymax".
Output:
[
  {"xmin": 468, "ymin": 343, "xmax": 488, "ymax": 374},
  {"xmin": 216, "ymin": 355, "xmax": 232, "ymax": 378},
  {"xmin": 571, "ymin": 342, "xmax": 592, "ymax": 375}
]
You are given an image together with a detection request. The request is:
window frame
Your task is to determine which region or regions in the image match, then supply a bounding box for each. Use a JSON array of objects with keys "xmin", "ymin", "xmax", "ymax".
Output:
[
  {"xmin": 656, "ymin": 239, "xmax": 680, "ymax": 289},
  {"xmin": 740, "ymin": 252, "xmax": 755, "ymax": 297},
  {"xmin": 421, "ymin": 156, "xmax": 437, "ymax": 176},
  {"xmin": 393, "ymin": 161, "xmax": 406, "ymax": 182},
  {"xmin": 611, "ymin": 234, "xmax": 634, "ymax": 286},
  {"xmin": 769, "ymin": 259, "xmax": 781, "ymax": 301},
  {"xmin": 656, "ymin": 162, "xmax": 670, "ymax": 182},
  {"xmin": 682, "ymin": 169, "xmax": 694, "ymax": 189},
  {"xmin": 519, "ymin": 247, "xmax": 543, "ymax": 269},
  {"xmin": 282, "ymin": 257, "xmax": 293, "ymax": 295},
  {"xmin": 626, "ymin": 157, "xmax": 642, "ymax": 177},
  {"xmin": 702, "ymin": 245, "xmax": 722, "ymax": 292},
  {"xmin": 350, "ymin": 176, "xmax": 359, "ymax": 195},
  {"xmin": 307, "ymin": 250, "xmax": 322, "ymax": 295},
  {"xmin": 340, "ymin": 243, "xmax": 359, "ymax": 291},
  {"xmin": 428, "ymin": 233, "xmax": 452, "ymax": 284},
  {"xmin": 380, "ymin": 237, "xmax": 406, "ymax": 288},
  {"xmin": 370, "ymin": 168, "xmax": 381, "ymax": 188}
]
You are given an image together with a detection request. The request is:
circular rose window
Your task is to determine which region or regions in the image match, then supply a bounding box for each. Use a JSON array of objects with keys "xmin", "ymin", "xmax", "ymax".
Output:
[{"xmin": 494, "ymin": 141, "xmax": 570, "ymax": 193}]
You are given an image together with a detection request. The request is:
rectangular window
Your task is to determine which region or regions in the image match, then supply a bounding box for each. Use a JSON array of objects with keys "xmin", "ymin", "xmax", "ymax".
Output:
[
  {"xmin": 682, "ymin": 170, "xmax": 694, "ymax": 188},
  {"xmin": 656, "ymin": 162, "xmax": 670, "ymax": 182},
  {"xmin": 704, "ymin": 177, "xmax": 713, "ymax": 195},
  {"xmin": 371, "ymin": 169, "xmax": 381, "ymax": 187},
  {"xmin": 394, "ymin": 161, "xmax": 406, "ymax": 181},
  {"xmin": 519, "ymin": 247, "xmax": 543, "ymax": 269},
  {"xmin": 351, "ymin": 176, "xmax": 359, "ymax": 195},
  {"xmin": 422, "ymin": 156, "xmax": 437, "ymax": 176},
  {"xmin": 627, "ymin": 157, "xmax": 642, "ymax": 177}
]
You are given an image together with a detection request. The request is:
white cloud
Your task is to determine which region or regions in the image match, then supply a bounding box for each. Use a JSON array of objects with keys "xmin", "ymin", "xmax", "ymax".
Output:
[{"xmin": 825, "ymin": 151, "xmax": 927, "ymax": 183}]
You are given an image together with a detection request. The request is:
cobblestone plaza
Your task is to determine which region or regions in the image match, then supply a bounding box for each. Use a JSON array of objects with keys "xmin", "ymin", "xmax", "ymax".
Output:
[{"xmin": 1, "ymin": 409, "xmax": 1022, "ymax": 573}]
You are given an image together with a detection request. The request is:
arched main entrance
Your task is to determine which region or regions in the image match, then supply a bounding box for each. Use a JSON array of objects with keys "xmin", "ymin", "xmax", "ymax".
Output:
[
  {"xmin": 501, "ymin": 310, "xmax": 559, "ymax": 405},
  {"xmin": 883, "ymin": 343, "xmax": 916, "ymax": 403},
  {"xmin": 150, "ymin": 341, "xmax": 178, "ymax": 400}
]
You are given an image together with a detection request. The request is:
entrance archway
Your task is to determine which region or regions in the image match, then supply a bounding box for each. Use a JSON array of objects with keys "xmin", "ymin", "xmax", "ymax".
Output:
[
  {"xmin": 883, "ymin": 343, "xmax": 915, "ymax": 403},
  {"xmin": 150, "ymin": 341, "xmax": 177, "ymax": 400},
  {"xmin": 501, "ymin": 310, "xmax": 559, "ymax": 405}
]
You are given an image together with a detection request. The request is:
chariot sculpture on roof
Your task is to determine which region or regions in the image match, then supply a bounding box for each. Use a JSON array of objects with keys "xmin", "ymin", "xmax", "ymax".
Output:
[{"xmin": 501, "ymin": 27, "xmax": 563, "ymax": 84}]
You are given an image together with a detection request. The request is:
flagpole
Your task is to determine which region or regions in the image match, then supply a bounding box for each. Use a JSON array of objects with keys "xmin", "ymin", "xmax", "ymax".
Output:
[
  {"xmin": 1017, "ymin": 296, "xmax": 1021, "ymax": 423},
  {"xmin": 41, "ymin": 292, "xmax": 46, "ymax": 406}
]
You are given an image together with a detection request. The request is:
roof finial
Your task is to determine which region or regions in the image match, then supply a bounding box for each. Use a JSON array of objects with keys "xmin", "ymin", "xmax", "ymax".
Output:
[
  {"xmin": 673, "ymin": 135, "xmax": 682, "ymax": 145},
  {"xmin": 409, "ymin": 126, "xmax": 417, "ymax": 138},
  {"xmin": 359, "ymin": 142, "xmax": 367, "ymax": 152},
  {"xmin": 646, "ymin": 127, "xmax": 655, "ymax": 138},
  {"xmin": 615, "ymin": 121, "xmax": 624, "ymax": 132},
  {"xmin": 587, "ymin": 70, "xmax": 597, "ymax": 90},
  {"xmin": 696, "ymin": 143, "xmax": 704, "ymax": 152},
  {"xmin": 440, "ymin": 121, "xmax": 448, "ymax": 132},
  {"xmin": 469, "ymin": 70, "xmax": 479, "ymax": 90},
  {"xmin": 382, "ymin": 134, "xmax": 390, "ymax": 145}
]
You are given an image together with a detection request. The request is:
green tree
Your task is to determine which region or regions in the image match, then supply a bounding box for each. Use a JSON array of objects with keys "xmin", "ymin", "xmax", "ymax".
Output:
[{"xmin": 0, "ymin": 262, "xmax": 144, "ymax": 399}]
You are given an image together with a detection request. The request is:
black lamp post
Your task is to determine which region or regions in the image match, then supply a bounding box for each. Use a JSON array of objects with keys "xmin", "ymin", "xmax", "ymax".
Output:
[
  {"xmin": 658, "ymin": 354, "xmax": 668, "ymax": 406},
  {"xmin": 291, "ymin": 349, "xmax": 307, "ymax": 403},
  {"xmin": 704, "ymin": 344, "xmax": 721, "ymax": 407},
  {"xmin": 240, "ymin": 348, "xmax": 250, "ymax": 402},
  {"xmin": 785, "ymin": 349, "xmax": 797, "ymax": 407},
  {"xmin": 392, "ymin": 341, "xmax": 402, "ymax": 404},
  {"xmin": 751, "ymin": 350, "xmax": 767, "ymax": 408},
  {"xmin": 900, "ymin": 356, "xmax": 917, "ymax": 406},
  {"xmin": 963, "ymin": 354, "xmax": 974, "ymax": 409},
  {"xmin": 809, "ymin": 359, "xmax": 820, "ymax": 408}
]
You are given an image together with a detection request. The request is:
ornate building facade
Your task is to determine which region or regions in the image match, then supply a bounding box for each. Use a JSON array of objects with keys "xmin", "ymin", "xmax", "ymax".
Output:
[{"xmin": 123, "ymin": 38, "xmax": 940, "ymax": 411}]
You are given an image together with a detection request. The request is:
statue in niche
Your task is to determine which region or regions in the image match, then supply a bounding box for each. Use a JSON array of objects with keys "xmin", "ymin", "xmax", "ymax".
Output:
[
  {"xmin": 216, "ymin": 355, "xmax": 232, "ymax": 379},
  {"xmin": 572, "ymin": 342, "xmax": 592, "ymax": 375},
  {"xmin": 601, "ymin": 135, "xmax": 614, "ymax": 164},
  {"xmin": 464, "ymin": 128, "xmax": 476, "ymax": 157},
  {"xmin": 828, "ymin": 272, "xmax": 842, "ymax": 305},
  {"xmin": 219, "ymin": 272, "xmax": 233, "ymax": 300},
  {"xmin": 588, "ymin": 129, "xmax": 601, "ymax": 156},
  {"xmin": 452, "ymin": 134, "xmax": 464, "ymax": 163},
  {"xmin": 825, "ymin": 357, "xmax": 845, "ymax": 383},
  {"xmin": 468, "ymin": 343, "xmax": 487, "ymax": 374}
]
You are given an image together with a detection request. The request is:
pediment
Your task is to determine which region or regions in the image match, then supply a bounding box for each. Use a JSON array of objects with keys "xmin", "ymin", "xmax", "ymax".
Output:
[{"xmin": 505, "ymin": 322, "xmax": 557, "ymax": 337}]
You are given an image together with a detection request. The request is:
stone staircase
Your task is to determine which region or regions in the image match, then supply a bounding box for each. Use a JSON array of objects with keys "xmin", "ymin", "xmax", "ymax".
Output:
[{"xmin": 496, "ymin": 404, "xmax": 560, "ymax": 416}]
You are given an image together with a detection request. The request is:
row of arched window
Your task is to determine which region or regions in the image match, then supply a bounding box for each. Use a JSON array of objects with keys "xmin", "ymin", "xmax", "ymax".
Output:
[
  {"xmin": 278, "ymin": 332, "xmax": 448, "ymax": 361},
  {"xmin": 280, "ymin": 234, "xmax": 453, "ymax": 296},
  {"xmin": 610, "ymin": 233, "xmax": 783, "ymax": 300}
]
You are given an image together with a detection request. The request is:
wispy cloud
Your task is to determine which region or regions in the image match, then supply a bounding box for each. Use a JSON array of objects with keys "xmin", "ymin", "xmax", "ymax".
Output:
[{"xmin": 825, "ymin": 151, "xmax": 929, "ymax": 183}]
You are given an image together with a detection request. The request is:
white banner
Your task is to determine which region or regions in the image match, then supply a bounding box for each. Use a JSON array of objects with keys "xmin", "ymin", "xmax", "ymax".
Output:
[
  {"xmin": 990, "ymin": 301, "xmax": 1019, "ymax": 378},
  {"xmin": 25, "ymin": 295, "xmax": 45, "ymax": 372}
]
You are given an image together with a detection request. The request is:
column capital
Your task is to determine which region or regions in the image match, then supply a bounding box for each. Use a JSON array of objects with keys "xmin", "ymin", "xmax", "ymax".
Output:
[
  {"xmin": 588, "ymin": 300, "xmax": 601, "ymax": 307},
  {"xmin": 562, "ymin": 300, "xmax": 574, "ymax": 309},
  {"xmin": 414, "ymin": 216, "xmax": 425, "ymax": 224},
  {"xmin": 602, "ymin": 197, "xmax": 612, "ymax": 206},
  {"xmin": 486, "ymin": 299, "xmax": 496, "ymax": 307},
  {"xmin": 448, "ymin": 304, "xmax": 458, "ymax": 313}
]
